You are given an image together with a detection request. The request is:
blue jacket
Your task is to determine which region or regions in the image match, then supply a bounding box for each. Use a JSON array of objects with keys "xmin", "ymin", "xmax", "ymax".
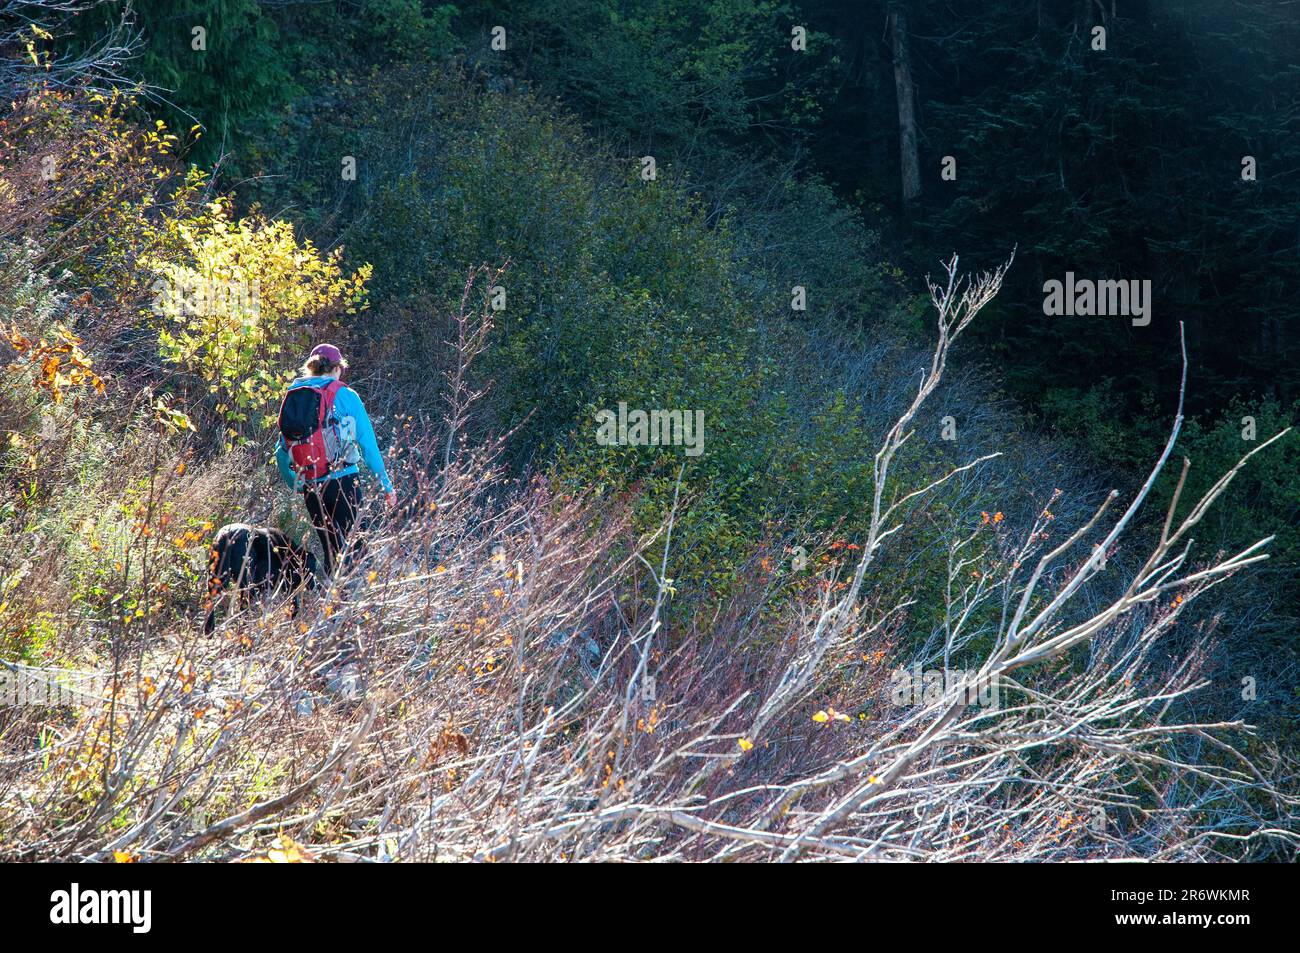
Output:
[{"xmin": 275, "ymin": 377, "xmax": 394, "ymax": 494}]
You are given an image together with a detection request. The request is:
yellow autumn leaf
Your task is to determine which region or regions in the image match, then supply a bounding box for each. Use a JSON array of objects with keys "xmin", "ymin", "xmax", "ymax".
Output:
[{"xmin": 738, "ymin": 737, "xmax": 754, "ymax": 752}]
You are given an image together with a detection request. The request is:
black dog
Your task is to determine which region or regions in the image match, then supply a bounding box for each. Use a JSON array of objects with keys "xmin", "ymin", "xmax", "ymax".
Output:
[{"xmin": 204, "ymin": 524, "xmax": 319, "ymax": 635}]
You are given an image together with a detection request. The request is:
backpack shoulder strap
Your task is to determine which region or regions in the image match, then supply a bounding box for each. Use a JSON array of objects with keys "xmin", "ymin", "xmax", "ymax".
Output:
[{"xmin": 321, "ymin": 380, "xmax": 343, "ymax": 416}]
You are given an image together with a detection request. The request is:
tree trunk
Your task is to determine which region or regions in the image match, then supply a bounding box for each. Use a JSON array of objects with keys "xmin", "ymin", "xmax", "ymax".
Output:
[{"xmin": 888, "ymin": 9, "xmax": 921, "ymax": 205}]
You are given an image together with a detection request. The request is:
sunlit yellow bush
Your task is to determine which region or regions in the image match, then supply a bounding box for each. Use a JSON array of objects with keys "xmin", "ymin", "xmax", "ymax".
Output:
[{"xmin": 149, "ymin": 201, "xmax": 371, "ymax": 443}]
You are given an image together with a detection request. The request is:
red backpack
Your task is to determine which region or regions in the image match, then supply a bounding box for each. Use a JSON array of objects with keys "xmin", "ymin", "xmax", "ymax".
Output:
[{"xmin": 278, "ymin": 380, "xmax": 344, "ymax": 482}]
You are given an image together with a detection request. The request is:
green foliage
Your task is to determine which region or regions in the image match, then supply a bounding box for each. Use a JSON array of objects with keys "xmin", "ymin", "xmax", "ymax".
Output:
[
  {"xmin": 346, "ymin": 0, "xmax": 458, "ymax": 62},
  {"xmin": 1038, "ymin": 381, "xmax": 1169, "ymax": 475},
  {"xmin": 354, "ymin": 79, "xmax": 790, "ymax": 587},
  {"xmin": 1157, "ymin": 402, "xmax": 1300, "ymax": 591},
  {"xmin": 474, "ymin": 0, "xmax": 833, "ymax": 154},
  {"xmin": 69, "ymin": 0, "xmax": 293, "ymax": 167},
  {"xmin": 0, "ymin": 609, "xmax": 56, "ymax": 665}
]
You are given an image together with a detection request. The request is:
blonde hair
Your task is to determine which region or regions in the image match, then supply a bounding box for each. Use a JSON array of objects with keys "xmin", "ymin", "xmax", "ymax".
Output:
[{"xmin": 301, "ymin": 354, "xmax": 348, "ymax": 377}]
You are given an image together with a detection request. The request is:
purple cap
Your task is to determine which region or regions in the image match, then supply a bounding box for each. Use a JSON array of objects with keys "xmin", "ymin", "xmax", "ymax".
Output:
[{"xmin": 309, "ymin": 343, "xmax": 343, "ymax": 364}]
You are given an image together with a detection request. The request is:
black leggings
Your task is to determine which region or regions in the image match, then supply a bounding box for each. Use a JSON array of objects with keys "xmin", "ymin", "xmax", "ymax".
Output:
[{"xmin": 303, "ymin": 473, "xmax": 363, "ymax": 575}]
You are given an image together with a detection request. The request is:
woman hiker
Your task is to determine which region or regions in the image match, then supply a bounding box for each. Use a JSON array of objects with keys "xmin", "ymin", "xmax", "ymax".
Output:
[{"xmin": 275, "ymin": 343, "xmax": 396, "ymax": 576}]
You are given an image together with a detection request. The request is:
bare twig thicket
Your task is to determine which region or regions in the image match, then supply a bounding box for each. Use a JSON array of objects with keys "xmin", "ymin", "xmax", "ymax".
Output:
[
  {"xmin": 1, "ymin": 256, "xmax": 1296, "ymax": 862},
  {"xmin": 0, "ymin": 2, "xmax": 137, "ymax": 101}
]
